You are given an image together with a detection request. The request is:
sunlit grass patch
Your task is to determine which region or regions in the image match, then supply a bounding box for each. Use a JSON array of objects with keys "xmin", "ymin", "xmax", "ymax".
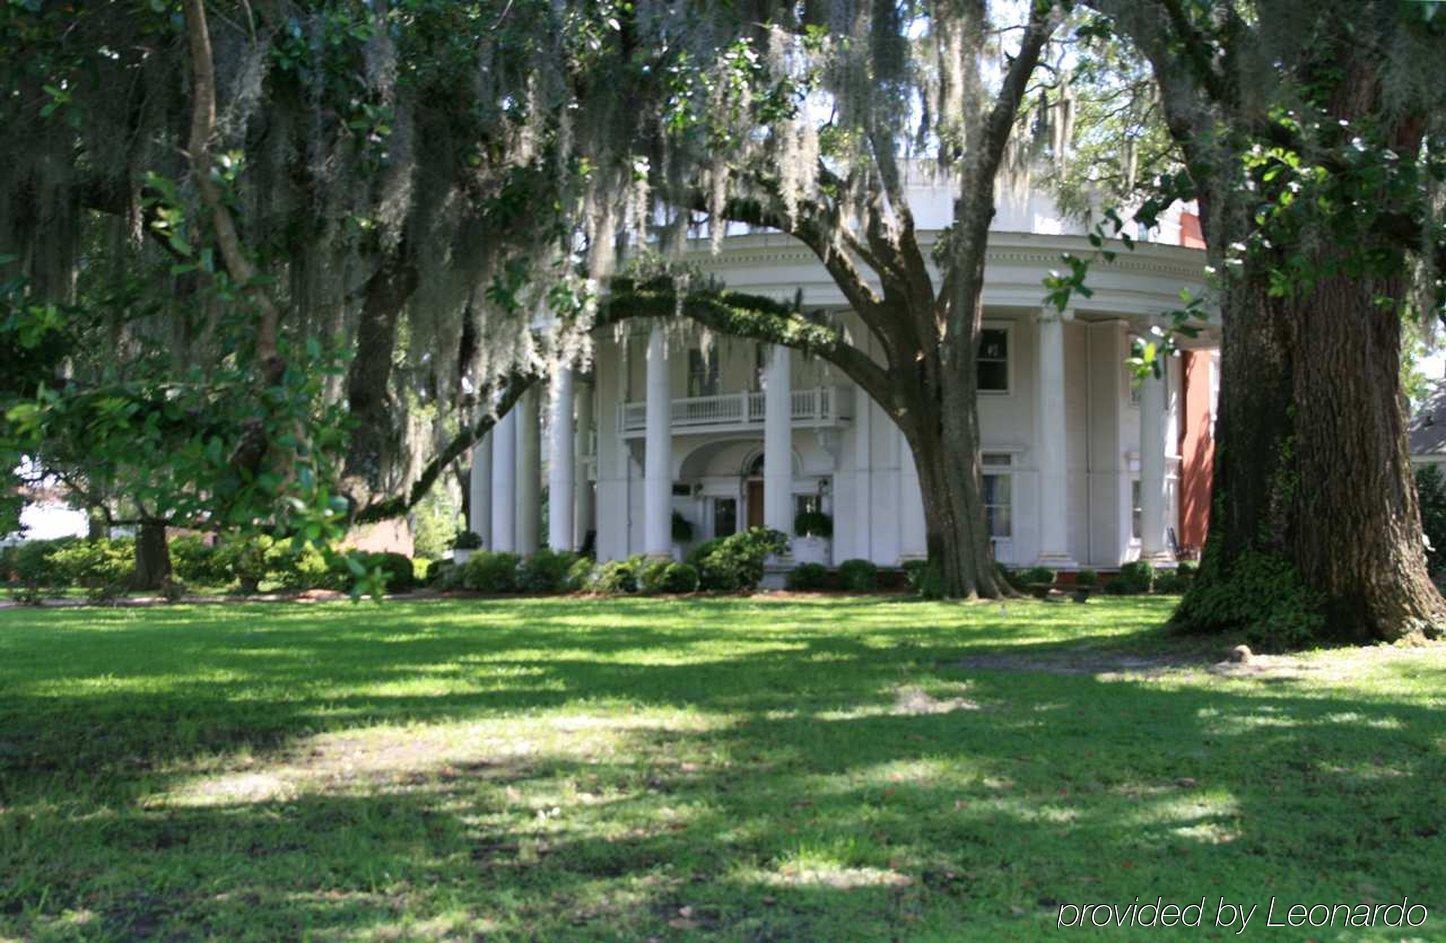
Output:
[{"xmin": 1, "ymin": 596, "xmax": 1443, "ymax": 941}]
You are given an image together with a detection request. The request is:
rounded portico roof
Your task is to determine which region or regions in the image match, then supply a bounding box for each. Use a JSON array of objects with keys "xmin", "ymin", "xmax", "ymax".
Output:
[{"xmin": 680, "ymin": 229, "xmax": 1213, "ymax": 325}]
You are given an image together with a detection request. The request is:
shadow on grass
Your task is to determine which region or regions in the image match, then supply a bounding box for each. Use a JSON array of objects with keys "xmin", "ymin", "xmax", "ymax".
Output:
[{"xmin": 0, "ymin": 596, "xmax": 1442, "ymax": 941}]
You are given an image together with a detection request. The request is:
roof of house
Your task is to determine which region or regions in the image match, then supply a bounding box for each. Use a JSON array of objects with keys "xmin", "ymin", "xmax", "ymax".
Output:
[{"xmin": 1410, "ymin": 386, "xmax": 1446, "ymax": 455}]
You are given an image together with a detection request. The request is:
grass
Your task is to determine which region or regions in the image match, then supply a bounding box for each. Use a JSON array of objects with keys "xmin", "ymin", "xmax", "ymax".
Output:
[{"xmin": 0, "ymin": 595, "xmax": 1442, "ymax": 941}]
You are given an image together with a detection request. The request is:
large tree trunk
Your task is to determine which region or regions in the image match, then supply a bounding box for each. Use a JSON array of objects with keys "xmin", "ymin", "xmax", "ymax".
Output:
[
  {"xmin": 133, "ymin": 519, "xmax": 172, "ymax": 590},
  {"xmin": 898, "ymin": 388, "xmax": 1009, "ymax": 599}
]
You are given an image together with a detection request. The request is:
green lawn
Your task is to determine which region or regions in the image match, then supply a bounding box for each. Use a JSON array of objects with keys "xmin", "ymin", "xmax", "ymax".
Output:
[{"xmin": 0, "ymin": 596, "xmax": 1442, "ymax": 941}]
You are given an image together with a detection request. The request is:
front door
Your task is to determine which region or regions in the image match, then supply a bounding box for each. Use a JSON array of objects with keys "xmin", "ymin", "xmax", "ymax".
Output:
[{"xmin": 746, "ymin": 479, "xmax": 764, "ymax": 528}]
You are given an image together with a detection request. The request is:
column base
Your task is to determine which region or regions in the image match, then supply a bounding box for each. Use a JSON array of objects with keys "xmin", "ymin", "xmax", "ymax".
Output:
[
  {"xmin": 1034, "ymin": 552, "xmax": 1078, "ymax": 569},
  {"xmin": 1140, "ymin": 549, "xmax": 1176, "ymax": 566}
]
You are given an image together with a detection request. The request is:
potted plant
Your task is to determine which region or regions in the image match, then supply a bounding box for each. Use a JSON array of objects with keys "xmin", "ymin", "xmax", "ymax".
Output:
[
  {"xmin": 451, "ymin": 530, "xmax": 483, "ymax": 565},
  {"xmin": 793, "ymin": 510, "xmax": 833, "ymax": 565}
]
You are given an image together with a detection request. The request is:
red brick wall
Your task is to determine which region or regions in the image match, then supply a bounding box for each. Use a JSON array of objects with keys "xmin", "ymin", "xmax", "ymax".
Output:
[{"xmin": 1177, "ymin": 350, "xmax": 1214, "ymax": 556}]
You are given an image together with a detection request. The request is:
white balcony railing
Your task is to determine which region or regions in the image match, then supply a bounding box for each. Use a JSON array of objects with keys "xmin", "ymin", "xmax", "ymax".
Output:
[{"xmin": 618, "ymin": 386, "xmax": 853, "ymax": 437}]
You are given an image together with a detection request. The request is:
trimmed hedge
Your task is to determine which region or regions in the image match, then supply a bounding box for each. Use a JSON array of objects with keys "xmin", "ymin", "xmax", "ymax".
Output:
[
  {"xmin": 462, "ymin": 551, "xmax": 521, "ymax": 593},
  {"xmin": 836, "ymin": 558, "xmax": 879, "ymax": 591},
  {"xmin": 785, "ymin": 562, "xmax": 829, "ymax": 590}
]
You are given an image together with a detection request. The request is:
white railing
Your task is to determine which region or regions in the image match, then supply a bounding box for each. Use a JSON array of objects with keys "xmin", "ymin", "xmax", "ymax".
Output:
[{"xmin": 618, "ymin": 386, "xmax": 853, "ymax": 436}]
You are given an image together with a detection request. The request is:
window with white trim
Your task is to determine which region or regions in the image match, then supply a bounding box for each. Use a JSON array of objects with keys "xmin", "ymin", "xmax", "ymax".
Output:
[
  {"xmin": 982, "ymin": 452, "xmax": 1013, "ymax": 539},
  {"xmin": 1131, "ymin": 479, "xmax": 1142, "ymax": 539},
  {"xmin": 978, "ymin": 329, "xmax": 1009, "ymax": 393}
]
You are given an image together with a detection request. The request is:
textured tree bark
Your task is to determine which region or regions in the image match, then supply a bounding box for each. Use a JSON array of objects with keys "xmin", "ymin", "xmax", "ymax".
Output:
[
  {"xmin": 343, "ymin": 251, "xmax": 418, "ymax": 494},
  {"xmin": 132, "ymin": 519, "xmax": 172, "ymax": 590}
]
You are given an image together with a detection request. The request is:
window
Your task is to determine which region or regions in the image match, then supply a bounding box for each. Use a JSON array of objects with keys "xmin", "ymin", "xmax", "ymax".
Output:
[
  {"xmin": 978, "ymin": 328, "xmax": 1009, "ymax": 392},
  {"xmin": 1131, "ymin": 479, "xmax": 1142, "ymax": 539},
  {"xmin": 981, "ymin": 452, "xmax": 1012, "ymax": 539},
  {"xmin": 687, "ymin": 348, "xmax": 720, "ymax": 397},
  {"xmin": 712, "ymin": 497, "xmax": 738, "ymax": 537}
]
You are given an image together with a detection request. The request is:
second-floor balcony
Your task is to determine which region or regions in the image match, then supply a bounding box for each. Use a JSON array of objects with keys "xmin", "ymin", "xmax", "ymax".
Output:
[{"xmin": 618, "ymin": 386, "xmax": 854, "ymax": 438}]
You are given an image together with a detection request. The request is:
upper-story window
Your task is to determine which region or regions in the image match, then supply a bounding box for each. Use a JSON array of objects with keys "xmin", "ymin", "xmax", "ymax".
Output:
[
  {"xmin": 687, "ymin": 348, "xmax": 720, "ymax": 397},
  {"xmin": 978, "ymin": 328, "xmax": 1009, "ymax": 393}
]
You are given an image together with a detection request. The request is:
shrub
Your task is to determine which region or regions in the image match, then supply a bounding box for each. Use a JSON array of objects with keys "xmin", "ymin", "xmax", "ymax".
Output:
[
  {"xmin": 462, "ymin": 551, "xmax": 520, "ymax": 593},
  {"xmin": 518, "ymin": 549, "xmax": 581, "ymax": 593},
  {"xmin": 660, "ymin": 562, "xmax": 699, "ymax": 593},
  {"xmin": 994, "ymin": 563, "xmax": 1024, "ymax": 592},
  {"xmin": 452, "ymin": 530, "xmax": 484, "ymax": 550},
  {"xmin": 170, "ymin": 536, "xmax": 228, "ymax": 585},
  {"xmin": 794, "ymin": 510, "xmax": 833, "ymax": 539},
  {"xmin": 1019, "ymin": 566, "xmax": 1056, "ymax": 586},
  {"xmin": 567, "ymin": 555, "xmax": 595, "ymax": 590},
  {"xmin": 785, "ymin": 562, "xmax": 829, "ymax": 590},
  {"xmin": 836, "ymin": 558, "xmax": 879, "ymax": 591},
  {"xmin": 359, "ymin": 551, "xmax": 416, "ymax": 593},
  {"xmin": 267, "ymin": 541, "xmax": 338, "ymax": 591},
  {"xmin": 48, "ymin": 538, "xmax": 133, "ymax": 590},
  {"xmin": 215, "ymin": 534, "xmax": 274, "ymax": 592},
  {"xmin": 638, "ymin": 558, "xmax": 671, "ymax": 594},
  {"xmin": 1154, "ymin": 570, "xmax": 1190, "ymax": 594},
  {"xmin": 428, "ymin": 558, "xmax": 464, "ymax": 590},
  {"xmin": 592, "ymin": 556, "xmax": 643, "ymax": 594},
  {"xmin": 1175, "ymin": 560, "xmax": 1199, "ymax": 578},
  {"xmin": 691, "ymin": 527, "xmax": 788, "ymax": 591},
  {"xmin": 671, "ymin": 511, "xmax": 694, "ymax": 544},
  {"xmin": 8, "ymin": 539, "xmax": 72, "ymax": 590},
  {"xmin": 1111, "ymin": 560, "xmax": 1156, "ymax": 595},
  {"xmin": 1074, "ymin": 568, "xmax": 1099, "ymax": 587}
]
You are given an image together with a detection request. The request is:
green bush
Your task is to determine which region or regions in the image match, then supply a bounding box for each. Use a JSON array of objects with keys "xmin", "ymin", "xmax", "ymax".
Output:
[
  {"xmin": 428, "ymin": 558, "xmax": 464, "ymax": 590},
  {"xmin": 170, "ymin": 535, "xmax": 228, "ymax": 585},
  {"xmin": 462, "ymin": 551, "xmax": 520, "ymax": 593},
  {"xmin": 517, "ymin": 549, "xmax": 581, "ymax": 593},
  {"xmin": 785, "ymin": 562, "xmax": 829, "ymax": 590},
  {"xmin": 267, "ymin": 541, "xmax": 339, "ymax": 591},
  {"xmin": 8, "ymin": 539, "xmax": 74, "ymax": 589},
  {"xmin": 671, "ymin": 511, "xmax": 694, "ymax": 544},
  {"xmin": 358, "ymin": 551, "xmax": 416, "ymax": 593},
  {"xmin": 1175, "ymin": 560, "xmax": 1199, "ymax": 578},
  {"xmin": 994, "ymin": 563, "xmax": 1023, "ymax": 592},
  {"xmin": 836, "ymin": 558, "xmax": 879, "ymax": 591},
  {"xmin": 690, "ymin": 527, "xmax": 789, "ymax": 591},
  {"xmin": 215, "ymin": 534, "xmax": 274, "ymax": 593},
  {"xmin": 592, "ymin": 556, "xmax": 644, "ymax": 594},
  {"xmin": 48, "ymin": 538, "xmax": 133, "ymax": 590},
  {"xmin": 1154, "ymin": 570, "xmax": 1191, "ymax": 594},
  {"xmin": 638, "ymin": 558, "xmax": 671, "ymax": 595},
  {"xmin": 794, "ymin": 510, "xmax": 833, "ymax": 539},
  {"xmin": 1019, "ymin": 565, "xmax": 1056, "ymax": 586},
  {"xmin": 659, "ymin": 562, "xmax": 699, "ymax": 593},
  {"xmin": 567, "ymin": 555, "xmax": 595, "ymax": 590},
  {"xmin": 452, "ymin": 530, "xmax": 483, "ymax": 550},
  {"xmin": 1074, "ymin": 568, "xmax": 1099, "ymax": 587},
  {"xmin": 1110, "ymin": 560, "xmax": 1156, "ymax": 595}
]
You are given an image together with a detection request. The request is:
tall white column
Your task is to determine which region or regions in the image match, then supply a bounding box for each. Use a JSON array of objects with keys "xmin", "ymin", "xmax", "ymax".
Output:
[
  {"xmin": 1035, "ymin": 308, "xmax": 1077, "ymax": 566},
  {"xmin": 764, "ymin": 344, "xmax": 793, "ymax": 536},
  {"xmin": 548, "ymin": 368, "xmax": 575, "ymax": 551},
  {"xmin": 469, "ymin": 433, "xmax": 492, "ymax": 547},
  {"xmin": 1139, "ymin": 355, "xmax": 1173, "ymax": 563},
  {"xmin": 573, "ymin": 378, "xmax": 595, "ymax": 548},
  {"xmin": 490, "ymin": 409, "xmax": 517, "ymax": 551},
  {"xmin": 644, "ymin": 324, "xmax": 673, "ymax": 557},
  {"xmin": 515, "ymin": 388, "xmax": 541, "ymax": 554}
]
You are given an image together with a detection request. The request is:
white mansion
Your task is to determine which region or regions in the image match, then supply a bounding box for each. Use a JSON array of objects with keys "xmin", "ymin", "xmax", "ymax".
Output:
[{"xmin": 465, "ymin": 184, "xmax": 1216, "ymax": 571}]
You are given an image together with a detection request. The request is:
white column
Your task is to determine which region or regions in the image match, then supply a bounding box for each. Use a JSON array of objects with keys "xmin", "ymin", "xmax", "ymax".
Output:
[
  {"xmin": 515, "ymin": 388, "xmax": 541, "ymax": 555},
  {"xmin": 469, "ymin": 433, "xmax": 492, "ymax": 547},
  {"xmin": 490, "ymin": 409, "xmax": 517, "ymax": 551},
  {"xmin": 1035, "ymin": 308, "xmax": 1077, "ymax": 566},
  {"xmin": 547, "ymin": 368, "xmax": 576, "ymax": 551},
  {"xmin": 763, "ymin": 344, "xmax": 793, "ymax": 537},
  {"xmin": 643, "ymin": 324, "xmax": 673, "ymax": 557},
  {"xmin": 573, "ymin": 378, "xmax": 595, "ymax": 548},
  {"xmin": 1139, "ymin": 354, "xmax": 1173, "ymax": 563}
]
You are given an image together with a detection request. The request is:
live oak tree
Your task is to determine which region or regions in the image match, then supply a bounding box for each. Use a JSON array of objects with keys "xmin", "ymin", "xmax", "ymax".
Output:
[
  {"xmin": 584, "ymin": 0, "xmax": 1069, "ymax": 598},
  {"xmin": 1086, "ymin": 0, "xmax": 1446, "ymax": 644}
]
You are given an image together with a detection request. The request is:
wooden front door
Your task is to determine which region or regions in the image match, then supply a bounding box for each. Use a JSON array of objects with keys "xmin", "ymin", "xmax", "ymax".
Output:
[{"xmin": 746, "ymin": 479, "xmax": 765, "ymax": 528}]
